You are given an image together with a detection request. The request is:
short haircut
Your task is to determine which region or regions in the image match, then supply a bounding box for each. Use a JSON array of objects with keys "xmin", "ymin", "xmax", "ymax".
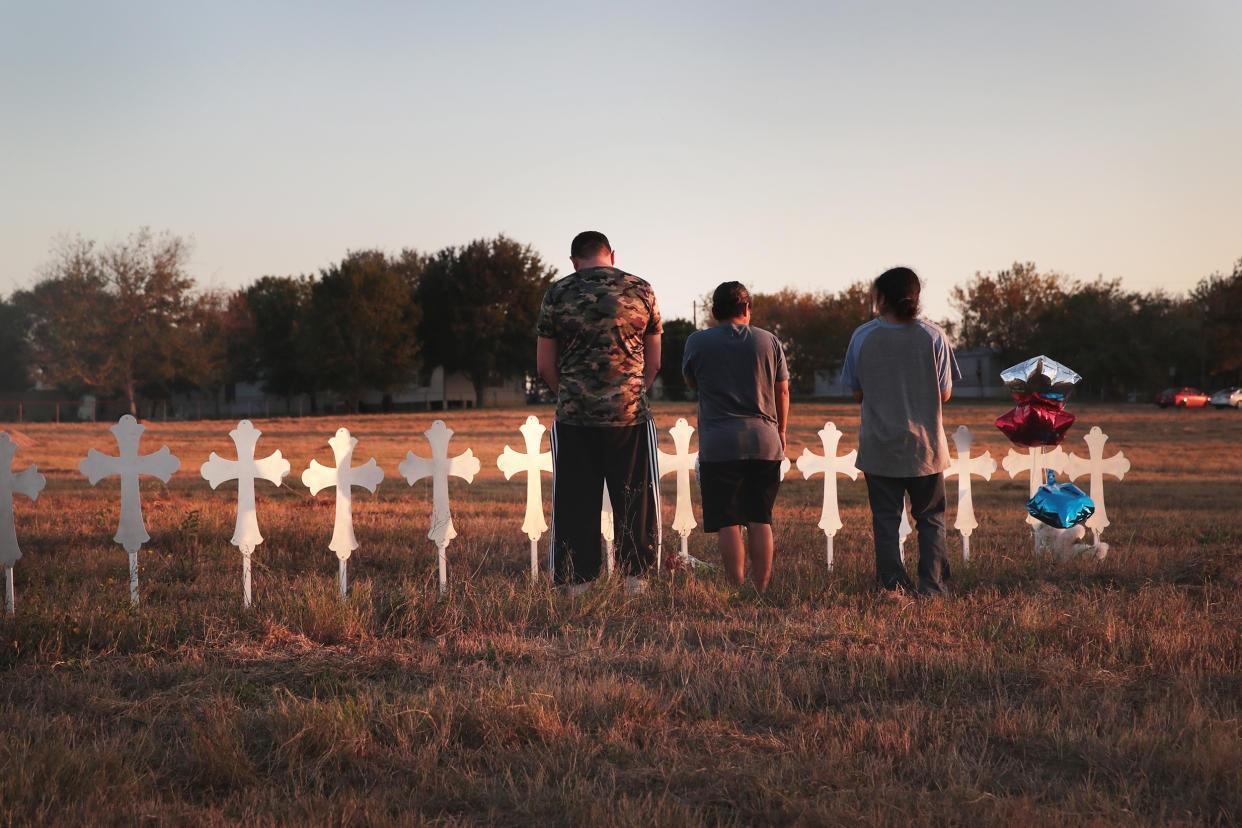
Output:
[
  {"xmin": 712, "ymin": 281, "xmax": 750, "ymax": 321},
  {"xmin": 874, "ymin": 267, "xmax": 921, "ymax": 321},
  {"xmin": 570, "ymin": 231, "xmax": 611, "ymax": 259}
]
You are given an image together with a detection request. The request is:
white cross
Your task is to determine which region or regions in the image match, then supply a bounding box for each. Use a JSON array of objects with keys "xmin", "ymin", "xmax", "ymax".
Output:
[
  {"xmin": 1060, "ymin": 426, "xmax": 1130, "ymax": 546},
  {"xmin": 898, "ymin": 495, "xmax": 912, "ymax": 562},
  {"xmin": 796, "ymin": 422, "xmax": 860, "ymax": 570},
  {"xmin": 301, "ymin": 427, "xmax": 384, "ymax": 600},
  {"xmin": 200, "ymin": 420, "xmax": 290, "ymax": 607},
  {"xmin": 1002, "ymin": 444, "xmax": 1066, "ymax": 528},
  {"xmin": 658, "ymin": 418, "xmax": 706, "ymax": 570},
  {"xmin": 1, "ymin": 433, "xmax": 46, "ymax": 615},
  {"xmin": 399, "ymin": 419, "xmax": 480, "ymax": 593},
  {"xmin": 79, "ymin": 415, "xmax": 180, "ymax": 605},
  {"xmin": 943, "ymin": 425, "xmax": 996, "ymax": 563},
  {"xmin": 497, "ymin": 415, "xmax": 553, "ymax": 581}
]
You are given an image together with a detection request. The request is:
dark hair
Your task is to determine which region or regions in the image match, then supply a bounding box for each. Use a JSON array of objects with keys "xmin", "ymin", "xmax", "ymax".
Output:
[
  {"xmin": 711, "ymin": 281, "xmax": 750, "ymax": 321},
  {"xmin": 874, "ymin": 267, "xmax": 921, "ymax": 321},
  {"xmin": 570, "ymin": 231, "xmax": 611, "ymax": 259}
]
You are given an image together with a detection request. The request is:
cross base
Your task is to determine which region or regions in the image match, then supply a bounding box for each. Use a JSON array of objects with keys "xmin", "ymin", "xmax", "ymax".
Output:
[
  {"xmin": 240, "ymin": 545, "xmax": 255, "ymax": 608},
  {"xmin": 437, "ymin": 543, "xmax": 448, "ymax": 594},
  {"xmin": 126, "ymin": 547, "xmax": 140, "ymax": 605}
]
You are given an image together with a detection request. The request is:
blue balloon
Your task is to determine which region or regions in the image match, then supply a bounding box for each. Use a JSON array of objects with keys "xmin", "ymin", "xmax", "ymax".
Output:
[{"xmin": 1026, "ymin": 471, "xmax": 1095, "ymax": 529}]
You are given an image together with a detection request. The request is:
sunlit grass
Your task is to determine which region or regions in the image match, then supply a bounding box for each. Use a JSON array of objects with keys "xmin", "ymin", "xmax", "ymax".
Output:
[{"xmin": 1, "ymin": 403, "xmax": 1240, "ymax": 823}]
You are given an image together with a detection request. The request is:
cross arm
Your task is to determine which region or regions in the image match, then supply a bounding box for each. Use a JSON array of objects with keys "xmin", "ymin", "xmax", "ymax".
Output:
[
  {"xmin": 302, "ymin": 459, "xmax": 338, "ymax": 495},
  {"xmin": 200, "ymin": 453, "xmax": 236, "ymax": 490},
  {"xmin": 353, "ymin": 459, "xmax": 385, "ymax": 493},
  {"xmin": 255, "ymin": 451, "xmax": 292, "ymax": 486},
  {"xmin": 449, "ymin": 450, "xmax": 482, "ymax": 483},
  {"xmin": 145, "ymin": 447, "xmax": 181, "ymax": 482},
  {"xmin": 13, "ymin": 465, "xmax": 46, "ymax": 501},
  {"xmin": 79, "ymin": 449, "xmax": 115, "ymax": 485}
]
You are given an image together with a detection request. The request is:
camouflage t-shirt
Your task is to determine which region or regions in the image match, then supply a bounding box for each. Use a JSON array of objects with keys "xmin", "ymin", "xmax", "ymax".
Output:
[{"xmin": 536, "ymin": 266, "xmax": 662, "ymax": 426}]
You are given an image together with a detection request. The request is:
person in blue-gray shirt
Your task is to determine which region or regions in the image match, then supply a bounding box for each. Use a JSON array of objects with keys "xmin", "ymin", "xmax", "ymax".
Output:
[
  {"xmin": 842, "ymin": 267, "xmax": 961, "ymax": 598},
  {"xmin": 682, "ymin": 282, "xmax": 789, "ymax": 592}
]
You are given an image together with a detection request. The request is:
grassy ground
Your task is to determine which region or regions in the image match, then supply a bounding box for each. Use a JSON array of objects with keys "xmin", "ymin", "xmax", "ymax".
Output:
[{"xmin": 2, "ymin": 402, "xmax": 1240, "ymax": 825}]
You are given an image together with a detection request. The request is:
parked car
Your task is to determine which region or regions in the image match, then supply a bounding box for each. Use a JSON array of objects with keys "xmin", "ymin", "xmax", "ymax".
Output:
[
  {"xmin": 1155, "ymin": 387, "xmax": 1210, "ymax": 408},
  {"xmin": 1210, "ymin": 387, "xmax": 1242, "ymax": 409}
]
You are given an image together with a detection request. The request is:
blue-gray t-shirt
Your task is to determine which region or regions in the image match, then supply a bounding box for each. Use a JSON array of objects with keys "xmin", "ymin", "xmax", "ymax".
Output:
[
  {"xmin": 841, "ymin": 318, "xmax": 961, "ymax": 477},
  {"xmin": 682, "ymin": 323, "xmax": 788, "ymax": 462}
]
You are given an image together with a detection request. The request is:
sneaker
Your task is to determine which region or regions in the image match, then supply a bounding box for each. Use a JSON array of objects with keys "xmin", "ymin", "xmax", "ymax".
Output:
[{"xmin": 625, "ymin": 576, "xmax": 647, "ymax": 596}]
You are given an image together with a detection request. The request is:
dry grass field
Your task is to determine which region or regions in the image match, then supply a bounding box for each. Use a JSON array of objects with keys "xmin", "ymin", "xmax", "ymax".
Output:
[{"xmin": 2, "ymin": 401, "xmax": 1240, "ymax": 825}]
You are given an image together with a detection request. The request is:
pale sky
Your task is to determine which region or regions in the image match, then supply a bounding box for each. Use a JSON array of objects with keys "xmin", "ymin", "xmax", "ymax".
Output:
[{"xmin": 3, "ymin": 1, "xmax": 1239, "ymax": 326}]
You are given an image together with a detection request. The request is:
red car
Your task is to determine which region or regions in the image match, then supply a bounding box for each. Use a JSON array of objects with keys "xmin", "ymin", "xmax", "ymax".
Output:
[{"xmin": 1155, "ymin": 387, "xmax": 1210, "ymax": 408}]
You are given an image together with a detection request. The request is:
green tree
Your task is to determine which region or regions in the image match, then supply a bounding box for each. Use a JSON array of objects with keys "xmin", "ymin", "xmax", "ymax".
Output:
[
  {"xmin": 659, "ymin": 318, "xmax": 696, "ymax": 401},
  {"xmin": 240, "ymin": 275, "xmax": 318, "ymax": 406},
  {"xmin": 750, "ymin": 282, "xmax": 872, "ymax": 394},
  {"xmin": 308, "ymin": 250, "xmax": 421, "ymax": 413},
  {"xmin": 168, "ymin": 290, "xmax": 254, "ymax": 415},
  {"xmin": 416, "ymin": 235, "xmax": 556, "ymax": 406},
  {"xmin": 15, "ymin": 230, "xmax": 196, "ymax": 415},
  {"xmin": 949, "ymin": 263, "xmax": 1070, "ymax": 364},
  {"xmin": 1028, "ymin": 279, "xmax": 1153, "ymax": 398},
  {"xmin": 1190, "ymin": 258, "xmax": 1242, "ymax": 386},
  {"xmin": 0, "ymin": 296, "xmax": 32, "ymax": 392}
]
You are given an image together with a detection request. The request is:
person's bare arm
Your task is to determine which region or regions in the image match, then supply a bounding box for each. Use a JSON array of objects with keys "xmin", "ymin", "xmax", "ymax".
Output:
[
  {"xmin": 643, "ymin": 333, "xmax": 662, "ymax": 390},
  {"xmin": 775, "ymin": 380, "xmax": 790, "ymax": 451},
  {"xmin": 537, "ymin": 337, "xmax": 559, "ymax": 395}
]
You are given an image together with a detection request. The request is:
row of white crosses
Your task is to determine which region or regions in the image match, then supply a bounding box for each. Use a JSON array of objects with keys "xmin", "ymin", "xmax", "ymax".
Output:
[
  {"xmin": 0, "ymin": 413, "xmax": 1130, "ymax": 614},
  {"xmin": 795, "ymin": 422, "xmax": 1129, "ymax": 563},
  {"xmin": 4, "ymin": 416, "xmax": 480, "ymax": 611}
]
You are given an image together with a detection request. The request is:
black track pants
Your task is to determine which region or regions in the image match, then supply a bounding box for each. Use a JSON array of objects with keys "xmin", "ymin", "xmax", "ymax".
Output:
[{"xmin": 549, "ymin": 420, "xmax": 662, "ymax": 584}]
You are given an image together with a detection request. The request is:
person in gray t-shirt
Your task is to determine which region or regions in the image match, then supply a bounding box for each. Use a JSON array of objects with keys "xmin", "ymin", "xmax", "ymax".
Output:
[
  {"xmin": 682, "ymin": 282, "xmax": 790, "ymax": 592},
  {"xmin": 842, "ymin": 267, "xmax": 961, "ymax": 598}
]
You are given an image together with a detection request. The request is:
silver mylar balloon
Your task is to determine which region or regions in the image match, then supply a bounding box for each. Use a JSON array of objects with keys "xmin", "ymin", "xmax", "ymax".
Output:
[{"xmin": 1001, "ymin": 355, "xmax": 1082, "ymax": 396}]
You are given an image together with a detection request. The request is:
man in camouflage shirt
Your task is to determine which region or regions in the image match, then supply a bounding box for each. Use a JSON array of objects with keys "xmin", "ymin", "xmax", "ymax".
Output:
[{"xmin": 536, "ymin": 231, "xmax": 663, "ymax": 593}]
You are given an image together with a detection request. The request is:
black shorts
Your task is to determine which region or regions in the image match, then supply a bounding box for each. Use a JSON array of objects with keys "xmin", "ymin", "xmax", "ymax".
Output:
[{"xmin": 698, "ymin": 459, "xmax": 782, "ymax": 532}]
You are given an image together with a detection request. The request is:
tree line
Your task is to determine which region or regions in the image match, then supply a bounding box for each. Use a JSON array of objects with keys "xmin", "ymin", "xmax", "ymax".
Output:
[
  {"xmin": 675, "ymin": 261, "xmax": 1242, "ymax": 399},
  {"xmin": 0, "ymin": 230, "xmax": 556, "ymax": 415},
  {"xmin": 2, "ymin": 229, "xmax": 1238, "ymax": 413}
]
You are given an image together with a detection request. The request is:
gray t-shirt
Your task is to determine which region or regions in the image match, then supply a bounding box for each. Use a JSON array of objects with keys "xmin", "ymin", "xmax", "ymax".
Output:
[
  {"xmin": 682, "ymin": 323, "xmax": 788, "ymax": 462},
  {"xmin": 841, "ymin": 318, "xmax": 961, "ymax": 477}
]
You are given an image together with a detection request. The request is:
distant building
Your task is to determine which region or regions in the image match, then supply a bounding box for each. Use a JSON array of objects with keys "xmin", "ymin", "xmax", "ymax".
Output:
[
  {"xmin": 168, "ymin": 365, "xmax": 526, "ymax": 419},
  {"xmin": 952, "ymin": 348, "xmax": 1008, "ymax": 399},
  {"xmin": 812, "ymin": 347, "xmax": 1007, "ymax": 399}
]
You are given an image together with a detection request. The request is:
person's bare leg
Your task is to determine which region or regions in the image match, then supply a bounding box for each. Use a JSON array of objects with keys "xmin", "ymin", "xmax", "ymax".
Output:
[
  {"xmin": 746, "ymin": 522, "xmax": 774, "ymax": 592},
  {"xmin": 717, "ymin": 525, "xmax": 745, "ymax": 586}
]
